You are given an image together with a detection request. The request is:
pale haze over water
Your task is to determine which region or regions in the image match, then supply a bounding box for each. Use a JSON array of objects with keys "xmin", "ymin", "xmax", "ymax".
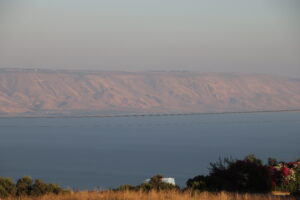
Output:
[{"xmin": 0, "ymin": 0, "xmax": 300, "ymax": 77}]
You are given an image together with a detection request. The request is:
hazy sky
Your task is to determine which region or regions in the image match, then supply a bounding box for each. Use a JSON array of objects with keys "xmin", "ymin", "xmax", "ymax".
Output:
[{"xmin": 0, "ymin": 0, "xmax": 299, "ymax": 77}]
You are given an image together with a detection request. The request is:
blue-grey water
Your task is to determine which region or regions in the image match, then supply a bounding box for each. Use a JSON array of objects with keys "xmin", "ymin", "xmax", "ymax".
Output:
[{"xmin": 0, "ymin": 112, "xmax": 300, "ymax": 189}]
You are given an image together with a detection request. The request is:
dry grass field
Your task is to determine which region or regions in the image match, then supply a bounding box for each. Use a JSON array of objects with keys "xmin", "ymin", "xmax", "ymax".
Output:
[{"xmin": 4, "ymin": 190, "xmax": 297, "ymax": 200}]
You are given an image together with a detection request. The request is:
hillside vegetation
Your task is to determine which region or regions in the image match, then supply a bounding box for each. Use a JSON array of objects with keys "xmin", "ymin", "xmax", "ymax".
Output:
[
  {"xmin": 0, "ymin": 69, "xmax": 300, "ymax": 116},
  {"xmin": 1, "ymin": 155, "xmax": 299, "ymax": 199}
]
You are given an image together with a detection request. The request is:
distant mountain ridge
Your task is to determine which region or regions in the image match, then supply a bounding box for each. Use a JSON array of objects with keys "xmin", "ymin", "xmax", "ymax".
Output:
[{"xmin": 0, "ymin": 69, "xmax": 300, "ymax": 116}]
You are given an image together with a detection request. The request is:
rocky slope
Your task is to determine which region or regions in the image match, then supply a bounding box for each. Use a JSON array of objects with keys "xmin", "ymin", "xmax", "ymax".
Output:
[{"xmin": 0, "ymin": 69, "xmax": 300, "ymax": 116}]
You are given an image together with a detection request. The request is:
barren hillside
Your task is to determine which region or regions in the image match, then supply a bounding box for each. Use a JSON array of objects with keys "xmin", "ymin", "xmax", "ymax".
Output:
[{"xmin": 0, "ymin": 69, "xmax": 299, "ymax": 116}]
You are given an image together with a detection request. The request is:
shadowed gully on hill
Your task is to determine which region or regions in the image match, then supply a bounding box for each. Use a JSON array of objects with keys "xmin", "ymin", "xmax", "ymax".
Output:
[{"xmin": 0, "ymin": 69, "xmax": 300, "ymax": 116}]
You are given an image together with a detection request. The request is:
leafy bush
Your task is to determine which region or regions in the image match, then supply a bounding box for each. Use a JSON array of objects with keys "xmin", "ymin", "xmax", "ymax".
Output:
[
  {"xmin": 186, "ymin": 175, "xmax": 208, "ymax": 191},
  {"xmin": 116, "ymin": 174, "xmax": 179, "ymax": 192},
  {"xmin": 46, "ymin": 183, "xmax": 65, "ymax": 194},
  {"xmin": 0, "ymin": 185, "xmax": 9, "ymax": 198},
  {"xmin": 187, "ymin": 155, "xmax": 300, "ymax": 194},
  {"xmin": 138, "ymin": 174, "xmax": 179, "ymax": 191},
  {"xmin": 31, "ymin": 179, "xmax": 62, "ymax": 196},
  {"xmin": 0, "ymin": 177, "xmax": 16, "ymax": 197},
  {"xmin": 16, "ymin": 176, "xmax": 33, "ymax": 196},
  {"xmin": 186, "ymin": 155, "xmax": 272, "ymax": 193},
  {"xmin": 269, "ymin": 159, "xmax": 300, "ymax": 193},
  {"xmin": 0, "ymin": 176, "xmax": 66, "ymax": 197}
]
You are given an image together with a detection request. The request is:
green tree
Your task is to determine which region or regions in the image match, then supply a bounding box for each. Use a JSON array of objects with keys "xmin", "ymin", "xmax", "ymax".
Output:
[
  {"xmin": 0, "ymin": 185, "xmax": 9, "ymax": 198},
  {"xmin": 187, "ymin": 155, "xmax": 272, "ymax": 193},
  {"xmin": 31, "ymin": 179, "xmax": 64, "ymax": 196},
  {"xmin": 31, "ymin": 179, "xmax": 48, "ymax": 196},
  {"xmin": 0, "ymin": 177, "xmax": 16, "ymax": 197},
  {"xmin": 46, "ymin": 183, "xmax": 64, "ymax": 194},
  {"xmin": 137, "ymin": 174, "xmax": 179, "ymax": 191},
  {"xmin": 186, "ymin": 175, "xmax": 208, "ymax": 191},
  {"xmin": 244, "ymin": 154, "xmax": 263, "ymax": 166},
  {"xmin": 16, "ymin": 176, "xmax": 33, "ymax": 196},
  {"xmin": 149, "ymin": 174, "xmax": 164, "ymax": 190}
]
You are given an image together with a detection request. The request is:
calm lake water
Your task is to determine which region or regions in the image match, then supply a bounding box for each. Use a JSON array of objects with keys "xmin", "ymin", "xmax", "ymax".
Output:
[{"xmin": 0, "ymin": 112, "xmax": 300, "ymax": 189}]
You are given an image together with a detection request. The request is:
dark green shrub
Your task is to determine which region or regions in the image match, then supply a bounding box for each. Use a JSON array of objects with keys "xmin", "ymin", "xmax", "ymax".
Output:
[
  {"xmin": 186, "ymin": 155, "xmax": 272, "ymax": 193},
  {"xmin": 244, "ymin": 154, "xmax": 263, "ymax": 166},
  {"xmin": 31, "ymin": 179, "xmax": 48, "ymax": 196},
  {"xmin": 31, "ymin": 179, "xmax": 65, "ymax": 196},
  {"xmin": 137, "ymin": 174, "xmax": 179, "ymax": 191},
  {"xmin": 46, "ymin": 183, "xmax": 64, "ymax": 194},
  {"xmin": 0, "ymin": 176, "xmax": 65, "ymax": 197},
  {"xmin": 0, "ymin": 177, "xmax": 16, "ymax": 197},
  {"xmin": 16, "ymin": 176, "xmax": 33, "ymax": 196},
  {"xmin": 116, "ymin": 174, "xmax": 179, "ymax": 192},
  {"xmin": 186, "ymin": 175, "xmax": 208, "ymax": 191},
  {"xmin": 0, "ymin": 185, "xmax": 9, "ymax": 198},
  {"xmin": 212, "ymin": 159, "xmax": 272, "ymax": 192}
]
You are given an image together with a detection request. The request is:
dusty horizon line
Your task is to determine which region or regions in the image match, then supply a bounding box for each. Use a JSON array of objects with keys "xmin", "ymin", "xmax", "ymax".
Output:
[
  {"xmin": 0, "ymin": 67, "xmax": 299, "ymax": 79},
  {"xmin": 1, "ymin": 108, "xmax": 300, "ymax": 119}
]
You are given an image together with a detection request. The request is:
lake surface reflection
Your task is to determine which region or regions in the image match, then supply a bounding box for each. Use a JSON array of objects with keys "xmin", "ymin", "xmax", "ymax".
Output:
[{"xmin": 0, "ymin": 112, "xmax": 299, "ymax": 189}]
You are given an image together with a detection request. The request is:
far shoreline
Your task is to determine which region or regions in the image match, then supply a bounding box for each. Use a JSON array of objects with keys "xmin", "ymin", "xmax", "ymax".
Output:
[{"xmin": 1, "ymin": 109, "xmax": 300, "ymax": 119}]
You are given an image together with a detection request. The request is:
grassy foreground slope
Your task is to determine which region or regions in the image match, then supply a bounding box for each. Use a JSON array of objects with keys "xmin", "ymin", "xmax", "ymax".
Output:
[{"xmin": 4, "ymin": 191, "xmax": 296, "ymax": 200}]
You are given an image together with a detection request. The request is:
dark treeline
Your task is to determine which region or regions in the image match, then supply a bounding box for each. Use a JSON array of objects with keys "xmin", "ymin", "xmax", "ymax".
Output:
[
  {"xmin": 116, "ymin": 155, "xmax": 300, "ymax": 195},
  {"xmin": 1, "ymin": 155, "xmax": 300, "ymax": 198},
  {"xmin": 0, "ymin": 176, "xmax": 67, "ymax": 198},
  {"xmin": 186, "ymin": 155, "xmax": 300, "ymax": 194}
]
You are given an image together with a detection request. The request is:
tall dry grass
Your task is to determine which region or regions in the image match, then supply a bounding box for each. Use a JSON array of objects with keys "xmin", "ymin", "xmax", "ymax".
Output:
[{"xmin": 5, "ymin": 190, "xmax": 297, "ymax": 200}]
